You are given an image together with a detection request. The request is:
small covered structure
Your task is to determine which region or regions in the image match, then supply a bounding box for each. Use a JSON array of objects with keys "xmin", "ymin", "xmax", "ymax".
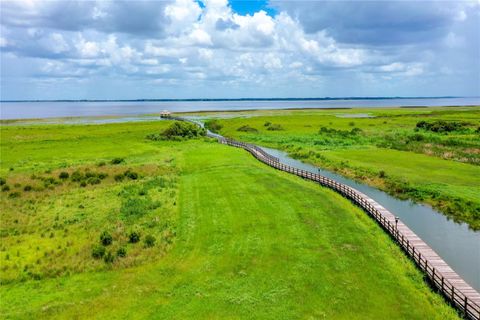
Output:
[{"xmin": 160, "ymin": 110, "xmax": 172, "ymax": 118}]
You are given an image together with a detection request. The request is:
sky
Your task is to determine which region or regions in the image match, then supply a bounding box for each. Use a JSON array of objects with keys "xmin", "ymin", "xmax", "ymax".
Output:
[{"xmin": 0, "ymin": 0, "xmax": 479, "ymax": 100}]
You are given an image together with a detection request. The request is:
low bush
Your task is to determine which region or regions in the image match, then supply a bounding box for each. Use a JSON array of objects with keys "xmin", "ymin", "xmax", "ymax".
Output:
[
  {"xmin": 2, "ymin": 185, "xmax": 10, "ymax": 192},
  {"xmin": 100, "ymin": 231, "xmax": 113, "ymax": 246},
  {"xmin": 71, "ymin": 170, "xmax": 84, "ymax": 182},
  {"xmin": 128, "ymin": 231, "xmax": 141, "ymax": 243},
  {"xmin": 266, "ymin": 124, "xmax": 284, "ymax": 131},
  {"xmin": 97, "ymin": 161, "xmax": 106, "ymax": 167},
  {"xmin": 124, "ymin": 170, "xmax": 138, "ymax": 180},
  {"xmin": 116, "ymin": 247, "xmax": 127, "ymax": 257},
  {"xmin": 58, "ymin": 172, "xmax": 69, "ymax": 180},
  {"xmin": 87, "ymin": 177, "xmax": 101, "ymax": 185},
  {"xmin": 237, "ymin": 125, "xmax": 258, "ymax": 133},
  {"xmin": 0, "ymin": 177, "xmax": 6, "ymax": 185},
  {"xmin": 91, "ymin": 245, "xmax": 106, "ymax": 259},
  {"xmin": 9, "ymin": 192, "xmax": 20, "ymax": 198},
  {"xmin": 407, "ymin": 133, "xmax": 425, "ymax": 142},
  {"xmin": 103, "ymin": 251, "xmax": 115, "ymax": 263},
  {"xmin": 205, "ymin": 119, "xmax": 223, "ymax": 133},
  {"xmin": 147, "ymin": 122, "xmax": 206, "ymax": 141},
  {"xmin": 114, "ymin": 174, "xmax": 125, "ymax": 182},
  {"xmin": 350, "ymin": 127, "xmax": 363, "ymax": 135},
  {"xmin": 416, "ymin": 120, "xmax": 468, "ymax": 133},
  {"xmin": 23, "ymin": 185, "xmax": 32, "ymax": 191},
  {"xmin": 264, "ymin": 121, "xmax": 271, "ymax": 127},
  {"xmin": 144, "ymin": 235, "xmax": 156, "ymax": 247},
  {"xmin": 111, "ymin": 158, "xmax": 125, "ymax": 165}
]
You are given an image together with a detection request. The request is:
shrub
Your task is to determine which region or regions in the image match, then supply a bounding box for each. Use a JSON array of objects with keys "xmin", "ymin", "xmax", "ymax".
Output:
[
  {"xmin": 59, "ymin": 172, "xmax": 69, "ymax": 180},
  {"xmin": 85, "ymin": 172, "xmax": 95, "ymax": 178},
  {"xmin": 264, "ymin": 121, "xmax": 271, "ymax": 127},
  {"xmin": 114, "ymin": 174, "xmax": 125, "ymax": 182},
  {"xmin": 116, "ymin": 247, "xmax": 127, "ymax": 257},
  {"xmin": 350, "ymin": 128, "xmax": 363, "ymax": 135},
  {"xmin": 148, "ymin": 122, "xmax": 205, "ymax": 141},
  {"xmin": 144, "ymin": 235, "xmax": 156, "ymax": 247},
  {"xmin": 80, "ymin": 181, "xmax": 87, "ymax": 187},
  {"xmin": 98, "ymin": 173, "xmax": 108, "ymax": 180},
  {"xmin": 266, "ymin": 124, "xmax": 284, "ymax": 131},
  {"xmin": 103, "ymin": 251, "xmax": 115, "ymax": 263},
  {"xmin": 379, "ymin": 170, "xmax": 386, "ymax": 178},
  {"xmin": 349, "ymin": 121, "xmax": 355, "ymax": 126},
  {"xmin": 97, "ymin": 161, "xmax": 106, "ymax": 167},
  {"xmin": 100, "ymin": 231, "xmax": 113, "ymax": 246},
  {"xmin": 111, "ymin": 158, "xmax": 125, "ymax": 165},
  {"xmin": 9, "ymin": 192, "xmax": 20, "ymax": 198},
  {"xmin": 91, "ymin": 245, "xmax": 106, "ymax": 259},
  {"xmin": 2, "ymin": 185, "xmax": 10, "ymax": 192},
  {"xmin": 124, "ymin": 170, "xmax": 138, "ymax": 180},
  {"xmin": 43, "ymin": 177, "xmax": 58, "ymax": 188},
  {"xmin": 205, "ymin": 119, "xmax": 223, "ymax": 133},
  {"xmin": 237, "ymin": 125, "xmax": 258, "ymax": 133},
  {"xmin": 128, "ymin": 231, "xmax": 141, "ymax": 243},
  {"xmin": 416, "ymin": 120, "xmax": 467, "ymax": 133},
  {"xmin": 23, "ymin": 185, "xmax": 32, "ymax": 191},
  {"xmin": 408, "ymin": 133, "xmax": 425, "ymax": 142},
  {"xmin": 71, "ymin": 170, "xmax": 84, "ymax": 182},
  {"xmin": 0, "ymin": 177, "xmax": 5, "ymax": 185},
  {"xmin": 87, "ymin": 177, "xmax": 101, "ymax": 185}
]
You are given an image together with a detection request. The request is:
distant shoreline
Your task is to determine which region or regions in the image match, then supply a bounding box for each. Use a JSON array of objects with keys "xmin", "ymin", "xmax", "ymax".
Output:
[
  {"xmin": 1, "ymin": 96, "xmax": 475, "ymax": 103},
  {"xmin": 2, "ymin": 104, "xmax": 479, "ymax": 124}
]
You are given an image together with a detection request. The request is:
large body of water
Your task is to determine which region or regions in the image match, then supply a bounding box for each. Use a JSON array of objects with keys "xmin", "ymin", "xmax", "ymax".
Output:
[
  {"xmin": 260, "ymin": 146, "xmax": 480, "ymax": 292},
  {"xmin": 1, "ymin": 97, "xmax": 479, "ymax": 120}
]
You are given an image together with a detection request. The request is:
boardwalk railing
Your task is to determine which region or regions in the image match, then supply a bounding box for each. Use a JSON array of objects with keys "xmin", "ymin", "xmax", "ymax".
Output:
[{"xmin": 168, "ymin": 117, "xmax": 480, "ymax": 319}]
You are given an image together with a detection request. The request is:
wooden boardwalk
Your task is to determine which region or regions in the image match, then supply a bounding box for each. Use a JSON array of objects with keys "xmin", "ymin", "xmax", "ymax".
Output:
[{"xmin": 219, "ymin": 136, "xmax": 480, "ymax": 319}]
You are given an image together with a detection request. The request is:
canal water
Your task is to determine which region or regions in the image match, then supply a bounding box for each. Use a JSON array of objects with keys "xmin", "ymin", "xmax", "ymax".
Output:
[{"xmin": 259, "ymin": 146, "xmax": 480, "ymax": 292}]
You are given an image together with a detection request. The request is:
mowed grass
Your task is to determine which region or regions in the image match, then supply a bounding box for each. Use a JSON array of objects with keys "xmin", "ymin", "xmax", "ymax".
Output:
[
  {"xmin": 208, "ymin": 106, "xmax": 480, "ymax": 229},
  {"xmin": 0, "ymin": 121, "xmax": 459, "ymax": 318}
]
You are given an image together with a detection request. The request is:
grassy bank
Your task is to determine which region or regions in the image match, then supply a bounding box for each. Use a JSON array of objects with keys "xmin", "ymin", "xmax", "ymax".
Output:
[
  {"xmin": 207, "ymin": 106, "xmax": 480, "ymax": 230},
  {"xmin": 0, "ymin": 121, "xmax": 459, "ymax": 318}
]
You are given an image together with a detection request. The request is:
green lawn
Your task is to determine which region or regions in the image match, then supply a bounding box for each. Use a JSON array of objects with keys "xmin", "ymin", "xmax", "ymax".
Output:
[
  {"xmin": 0, "ymin": 121, "xmax": 459, "ymax": 318},
  {"xmin": 207, "ymin": 106, "xmax": 480, "ymax": 229}
]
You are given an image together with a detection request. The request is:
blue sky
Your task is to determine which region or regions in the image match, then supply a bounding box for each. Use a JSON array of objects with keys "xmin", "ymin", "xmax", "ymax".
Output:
[{"xmin": 0, "ymin": 0, "xmax": 479, "ymax": 100}]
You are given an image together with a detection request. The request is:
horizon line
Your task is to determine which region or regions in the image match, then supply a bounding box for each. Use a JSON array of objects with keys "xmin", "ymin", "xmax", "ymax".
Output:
[{"xmin": 2, "ymin": 96, "xmax": 478, "ymax": 103}]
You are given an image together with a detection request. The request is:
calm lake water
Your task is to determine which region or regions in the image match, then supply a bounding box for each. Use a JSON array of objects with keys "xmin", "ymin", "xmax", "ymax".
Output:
[
  {"xmin": 1, "ymin": 97, "xmax": 479, "ymax": 120},
  {"xmin": 260, "ymin": 146, "xmax": 480, "ymax": 292}
]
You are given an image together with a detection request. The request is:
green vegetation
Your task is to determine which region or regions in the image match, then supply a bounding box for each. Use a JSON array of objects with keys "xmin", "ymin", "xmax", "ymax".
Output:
[
  {"xmin": 0, "ymin": 120, "xmax": 458, "ymax": 318},
  {"xmin": 415, "ymin": 120, "xmax": 472, "ymax": 133},
  {"xmin": 204, "ymin": 119, "xmax": 223, "ymax": 132},
  {"xmin": 237, "ymin": 124, "xmax": 258, "ymax": 133},
  {"xmin": 209, "ymin": 106, "xmax": 480, "ymax": 229},
  {"xmin": 146, "ymin": 121, "xmax": 206, "ymax": 141}
]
